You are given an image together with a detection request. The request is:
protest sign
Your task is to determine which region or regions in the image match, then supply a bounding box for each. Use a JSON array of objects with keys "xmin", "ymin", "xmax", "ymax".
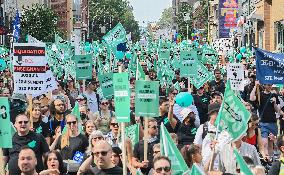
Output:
[
  {"xmin": 201, "ymin": 47, "xmax": 218, "ymax": 64},
  {"xmin": 227, "ymin": 63, "xmax": 244, "ymax": 91},
  {"xmin": 45, "ymin": 65, "xmax": 58, "ymax": 92},
  {"xmin": 255, "ymin": 48, "xmax": 284, "ymax": 84},
  {"xmin": 160, "ymin": 124, "xmax": 189, "ymax": 174},
  {"xmin": 113, "ymin": 72, "xmax": 130, "ymax": 122},
  {"xmin": 74, "ymin": 54, "xmax": 93, "ymax": 80},
  {"xmin": 180, "ymin": 50, "xmax": 197, "ymax": 77},
  {"xmin": 125, "ymin": 124, "xmax": 139, "ymax": 149},
  {"xmin": 215, "ymin": 81, "xmax": 250, "ymax": 141},
  {"xmin": 0, "ymin": 97, "xmax": 12, "ymax": 148},
  {"xmin": 13, "ymin": 43, "xmax": 47, "ymax": 95},
  {"xmin": 98, "ymin": 72, "xmax": 114, "ymax": 99},
  {"xmin": 103, "ymin": 23, "xmax": 126, "ymax": 47},
  {"xmin": 135, "ymin": 80, "xmax": 159, "ymax": 117},
  {"xmin": 158, "ymin": 41, "xmax": 171, "ymax": 61},
  {"xmin": 189, "ymin": 60, "xmax": 213, "ymax": 89}
]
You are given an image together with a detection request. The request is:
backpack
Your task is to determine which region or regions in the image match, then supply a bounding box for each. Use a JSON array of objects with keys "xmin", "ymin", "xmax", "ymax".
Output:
[{"xmin": 202, "ymin": 122, "xmax": 209, "ymax": 139}]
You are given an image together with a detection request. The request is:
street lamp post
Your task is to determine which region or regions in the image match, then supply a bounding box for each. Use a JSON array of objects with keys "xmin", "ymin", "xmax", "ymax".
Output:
[{"xmin": 184, "ymin": 13, "xmax": 190, "ymax": 40}]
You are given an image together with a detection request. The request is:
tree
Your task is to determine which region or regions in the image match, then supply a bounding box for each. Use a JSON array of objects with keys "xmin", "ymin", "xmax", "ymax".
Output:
[
  {"xmin": 157, "ymin": 7, "xmax": 173, "ymax": 29},
  {"xmin": 89, "ymin": 0, "xmax": 140, "ymax": 42},
  {"xmin": 21, "ymin": 4, "xmax": 63, "ymax": 42},
  {"xmin": 176, "ymin": 2, "xmax": 193, "ymax": 39}
]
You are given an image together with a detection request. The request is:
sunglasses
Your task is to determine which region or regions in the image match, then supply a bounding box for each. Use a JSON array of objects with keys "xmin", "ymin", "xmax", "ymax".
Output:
[
  {"xmin": 110, "ymin": 123, "xmax": 119, "ymax": 127},
  {"xmin": 93, "ymin": 151, "xmax": 109, "ymax": 157},
  {"xmin": 101, "ymin": 102, "xmax": 109, "ymax": 105},
  {"xmin": 67, "ymin": 121, "xmax": 77, "ymax": 125},
  {"xmin": 155, "ymin": 166, "xmax": 171, "ymax": 173},
  {"xmin": 18, "ymin": 121, "xmax": 29, "ymax": 124},
  {"xmin": 154, "ymin": 151, "xmax": 160, "ymax": 154},
  {"xmin": 92, "ymin": 136, "xmax": 103, "ymax": 141},
  {"xmin": 149, "ymin": 125, "xmax": 158, "ymax": 129},
  {"xmin": 55, "ymin": 104, "xmax": 65, "ymax": 107}
]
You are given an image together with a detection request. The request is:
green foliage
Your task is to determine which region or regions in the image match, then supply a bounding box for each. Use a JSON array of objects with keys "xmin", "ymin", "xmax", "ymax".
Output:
[
  {"xmin": 21, "ymin": 4, "xmax": 63, "ymax": 42},
  {"xmin": 157, "ymin": 7, "xmax": 173, "ymax": 29},
  {"xmin": 89, "ymin": 0, "xmax": 140, "ymax": 42}
]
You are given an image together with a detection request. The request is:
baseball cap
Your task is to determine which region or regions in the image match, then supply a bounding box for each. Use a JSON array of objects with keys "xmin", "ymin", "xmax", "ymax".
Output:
[
  {"xmin": 180, "ymin": 108, "xmax": 194, "ymax": 122},
  {"xmin": 11, "ymin": 93, "xmax": 27, "ymax": 102},
  {"xmin": 208, "ymin": 102, "xmax": 221, "ymax": 114}
]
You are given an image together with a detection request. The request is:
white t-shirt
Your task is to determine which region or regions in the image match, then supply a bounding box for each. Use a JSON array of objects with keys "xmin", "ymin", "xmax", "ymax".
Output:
[{"xmin": 84, "ymin": 92, "xmax": 99, "ymax": 113}]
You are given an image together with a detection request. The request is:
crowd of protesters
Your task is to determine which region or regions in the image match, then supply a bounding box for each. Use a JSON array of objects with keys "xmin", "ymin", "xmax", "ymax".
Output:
[{"xmin": 1, "ymin": 52, "xmax": 284, "ymax": 175}]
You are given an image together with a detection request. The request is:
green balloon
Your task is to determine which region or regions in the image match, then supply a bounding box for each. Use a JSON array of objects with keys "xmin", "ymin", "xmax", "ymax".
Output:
[{"xmin": 240, "ymin": 47, "xmax": 246, "ymax": 53}]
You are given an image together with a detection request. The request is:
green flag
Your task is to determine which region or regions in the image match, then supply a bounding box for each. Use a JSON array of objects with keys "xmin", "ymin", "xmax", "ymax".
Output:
[
  {"xmin": 188, "ymin": 164, "xmax": 205, "ymax": 175},
  {"xmin": 189, "ymin": 60, "xmax": 213, "ymax": 89},
  {"xmin": 125, "ymin": 124, "xmax": 140, "ymax": 149},
  {"xmin": 233, "ymin": 149, "xmax": 254, "ymax": 175},
  {"xmin": 103, "ymin": 23, "xmax": 126, "ymax": 47},
  {"xmin": 71, "ymin": 102, "xmax": 83, "ymax": 133},
  {"xmin": 215, "ymin": 80, "xmax": 251, "ymax": 141},
  {"xmin": 136, "ymin": 61, "xmax": 145, "ymax": 80},
  {"xmin": 0, "ymin": 97, "xmax": 12, "ymax": 148},
  {"xmin": 160, "ymin": 124, "xmax": 189, "ymax": 174}
]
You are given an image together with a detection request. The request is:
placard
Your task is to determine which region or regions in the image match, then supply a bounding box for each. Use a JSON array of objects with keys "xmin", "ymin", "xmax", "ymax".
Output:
[
  {"xmin": 0, "ymin": 97, "xmax": 12, "ymax": 148},
  {"xmin": 227, "ymin": 63, "xmax": 244, "ymax": 90},
  {"xmin": 180, "ymin": 50, "xmax": 197, "ymax": 77},
  {"xmin": 98, "ymin": 73, "xmax": 114, "ymax": 99},
  {"xmin": 75, "ymin": 54, "xmax": 93, "ymax": 80}
]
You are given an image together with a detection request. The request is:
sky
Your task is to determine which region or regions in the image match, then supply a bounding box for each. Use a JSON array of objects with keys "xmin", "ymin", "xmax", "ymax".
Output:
[{"xmin": 128, "ymin": 0, "xmax": 172, "ymax": 27}]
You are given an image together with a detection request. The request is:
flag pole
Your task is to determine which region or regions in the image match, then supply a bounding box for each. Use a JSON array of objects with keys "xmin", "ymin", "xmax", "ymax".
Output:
[
  {"xmin": 0, "ymin": 148, "xmax": 5, "ymax": 175},
  {"xmin": 118, "ymin": 65, "xmax": 127, "ymax": 175},
  {"xmin": 143, "ymin": 76, "xmax": 149, "ymax": 162}
]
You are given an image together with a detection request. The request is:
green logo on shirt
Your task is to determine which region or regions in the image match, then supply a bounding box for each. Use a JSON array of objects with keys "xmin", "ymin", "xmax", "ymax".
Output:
[
  {"xmin": 36, "ymin": 126, "xmax": 42, "ymax": 134},
  {"xmin": 28, "ymin": 140, "xmax": 36, "ymax": 148}
]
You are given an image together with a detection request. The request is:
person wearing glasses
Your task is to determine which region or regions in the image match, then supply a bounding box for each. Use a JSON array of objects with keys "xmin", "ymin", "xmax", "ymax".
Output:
[
  {"xmin": 78, "ymin": 140, "xmax": 123, "ymax": 174},
  {"xmin": 105, "ymin": 117, "xmax": 121, "ymax": 147},
  {"xmin": 50, "ymin": 114, "xmax": 88, "ymax": 161},
  {"xmin": 84, "ymin": 81, "xmax": 100, "ymax": 113},
  {"xmin": 3, "ymin": 114, "xmax": 49, "ymax": 175},
  {"xmin": 132, "ymin": 118, "xmax": 159, "ymax": 175},
  {"xmin": 153, "ymin": 155, "xmax": 172, "ymax": 175},
  {"xmin": 92, "ymin": 99, "xmax": 115, "ymax": 134}
]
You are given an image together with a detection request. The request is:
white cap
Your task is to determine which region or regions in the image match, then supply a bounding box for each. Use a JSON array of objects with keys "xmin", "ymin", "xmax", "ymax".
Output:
[{"xmin": 180, "ymin": 108, "xmax": 194, "ymax": 122}]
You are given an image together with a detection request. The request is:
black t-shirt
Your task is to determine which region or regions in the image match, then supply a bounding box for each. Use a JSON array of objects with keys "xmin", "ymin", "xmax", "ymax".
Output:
[
  {"xmin": 55, "ymin": 133, "xmax": 89, "ymax": 160},
  {"xmin": 209, "ymin": 80, "xmax": 225, "ymax": 94},
  {"xmin": 258, "ymin": 92, "xmax": 279, "ymax": 123},
  {"xmin": 157, "ymin": 113, "xmax": 181, "ymax": 134},
  {"xmin": 133, "ymin": 139, "xmax": 159, "ymax": 174},
  {"xmin": 48, "ymin": 116, "xmax": 66, "ymax": 136},
  {"xmin": 193, "ymin": 94, "xmax": 210, "ymax": 124},
  {"xmin": 91, "ymin": 166, "xmax": 123, "ymax": 175},
  {"xmin": 177, "ymin": 123, "xmax": 197, "ymax": 145},
  {"xmin": 3, "ymin": 131, "xmax": 49, "ymax": 175},
  {"xmin": 33, "ymin": 120, "xmax": 50, "ymax": 138}
]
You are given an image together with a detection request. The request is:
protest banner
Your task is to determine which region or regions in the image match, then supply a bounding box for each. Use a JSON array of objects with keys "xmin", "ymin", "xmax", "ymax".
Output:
[
  {"xmin": 189, "ymin": 60, "xmax": 213, "ymax": 89},
  {"xmin": 13, "ymin": 43, "xmax": 47, "ymax": 95},
  {"xmin": 0, "ymin": 97, "xmax": 12, "ymax": 148},
  {"xmin": 98, "ymin": 72, "xmax": 114, "ymax": 99},
  {"xmin": 234, "ymin": 149, "xmax": 254, "ymax": 175},
  {"xmin": 215, "ymin": 80, "xmax": 251, "ymax": 141},
  {"xmin": 125, "ymin": 124, "xmax": 140, "ymax": 149},
  {"xmin": 180, "ymin": 50, "xmax": 197, "ymax": 77},
  {"xmin": 227, "ymin": 63, "xmax": 244, "ymax": 91},
  {"xmin": 113, "ymin": 72, "xmax": 130, "ymax": 122},
  {"xmin": 255, "ymin": 47, "xmax": 284, "ymax": 84},
  {"xmin": 74, "ymin": 54, "xmax": 93, "ymax": 80},
  {"xmin": 160, "ymin": 124, "xmax": 189, "ymax": 174},
  {"xmin": 135, "ymin": 80, "xmax": 159, "ymax": 117}
]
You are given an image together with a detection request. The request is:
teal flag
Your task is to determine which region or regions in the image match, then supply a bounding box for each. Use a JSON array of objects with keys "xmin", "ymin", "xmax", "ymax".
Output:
[
  {"xmin": 74, "ymin": 54, "xmax": 93, "ymax": 80},
  {"xmin": 180, "ymin": 50, "xmax": 197, "ymax": 77},
  {"xmin": 113, "ymin": 73, "xmax": 130, "ymax": 122},
  {"xmin": 136, "ymin": 61, "xmax": 146, "ymax": 80},
  {"xmin": 0, "ymin": 97, "xmax": 12, "ymax": 148},
  {"xmin": 103, "ymin": 23, "xmax": 126, "ymax": 47},
  {"xmin": 71, "ymin": 102, "xmax": 83, "ymax": 133},
  {"xmin": 188, "ymin": 164, "xmax": 205, "ymax": 175},
  {"xmin": 98, "ymin": 73, "xmax": 114, "ymax": 99},
  {"xmin": 125, "ymin": 124, "xmax": 140, "ymax": 149},
  {"xmin": 189, "ymin": 60, "xmax": 213, "ymax": 89},
  {"xmin": 160, "ymin": 124, "xmax": 189, "ymax": 174},
  {"xmin": 135, "ymin": 80, "xmax": 159, "ymax": 117},
  {"xmin": 233, "ymin": 149, "xmax": 254, "ymax": 175},
  {"xmin": 215, "ymin": 80, "xmax": 251, "ymax": 141}
]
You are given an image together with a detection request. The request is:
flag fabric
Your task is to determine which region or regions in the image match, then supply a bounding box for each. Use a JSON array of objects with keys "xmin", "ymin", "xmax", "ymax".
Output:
[
  {"xmin": 71, "ymin": 102, "xmax": 83, "ymax": 133},
  {"xmin": 233, "ymin": 149, "xmax": 254, "ymax": 175},
  {"xmin": 188, "ymin": 164, "xmax": 205, "ymax": 175},
  {"xmin": 27, "ymin": 35, "xmax": 43, "ymax": 43},
  {"xmin": 136, "ymin": 61, "xmax": 145, "ymax": 80},
  {"xmin": 160, "ymin": 123, "xmax": 189, "ymax": 174},
  {"xmin": 125, "ymin": 124, "xmax": 140, "ymax": 149},
  {"xmin": 12, "ymin": 10, "xmax": 20, "ymax": 42},
  {"xmin": 103, "ymin": 23, "xmax": 126, "ymax": 48},
  {"xmin": 215, "ymin": 80, "xmax": 251, "ymax": 141}
]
